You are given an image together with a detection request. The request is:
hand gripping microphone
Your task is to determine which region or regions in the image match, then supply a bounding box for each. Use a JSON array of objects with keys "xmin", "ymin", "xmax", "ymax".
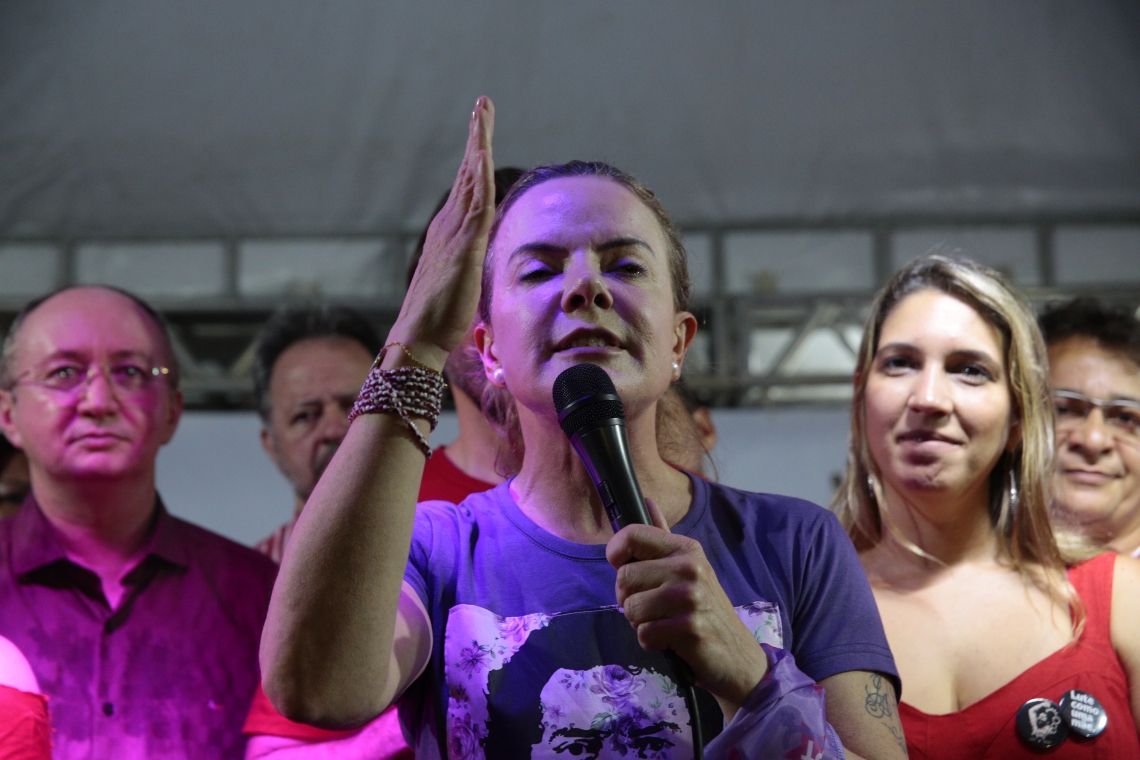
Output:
[{"xmin": 552, "ymin": 363, "xmax": 705, "ymax": 758}]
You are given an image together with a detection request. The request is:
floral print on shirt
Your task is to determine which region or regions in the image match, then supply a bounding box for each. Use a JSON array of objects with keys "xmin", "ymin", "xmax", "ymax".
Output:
[
  {"xmin": 532, "ymin": 664, "xmax": 688, "ymax": 759},
  {"xmin": 441, "ymin": 600, "xmax": 783, "ymax": 759},
  {"xmin": 733, "ymin": 600, "xmax": 783, "ymax": 649},
  {"xmin": 444, "ymin": 604, "xmax": 553, "ymax": 760}
]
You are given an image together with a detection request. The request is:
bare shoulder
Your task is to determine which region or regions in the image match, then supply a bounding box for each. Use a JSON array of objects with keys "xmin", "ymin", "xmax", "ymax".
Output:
[
  {"xmin": 1110, "ymin": 553, "xmax": 1140, "ymax": 655},
  {"xmin": 1112, "ymin": 552, "xmax": 1140, "ymax": 586},
  {"xmin": 0, "ymin": 635, "xmax": 39, "ymax": 694}
]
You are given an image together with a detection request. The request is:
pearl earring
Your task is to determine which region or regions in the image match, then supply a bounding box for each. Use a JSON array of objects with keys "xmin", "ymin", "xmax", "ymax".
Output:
[
  {"xmin": 672, "ymin": 361, "xmax": 680, "ymax": 375},
  {"xmin": 491, "ymin": 367, "xmax": 505, "ymax": 384}
]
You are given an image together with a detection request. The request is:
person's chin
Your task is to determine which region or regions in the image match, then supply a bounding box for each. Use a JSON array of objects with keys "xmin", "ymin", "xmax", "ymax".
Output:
[
  {"xmin": 1056, "ymin": 488, "xmax": 1119, "ymax": 525},
  {"xmin": 59, "ymin": 450, "xmax": 142, "ymax": 480}
]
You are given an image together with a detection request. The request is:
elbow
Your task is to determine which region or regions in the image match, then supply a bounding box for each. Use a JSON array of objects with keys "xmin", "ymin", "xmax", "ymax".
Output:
[
  {"xmin": 261, "ymin": 637, "xmax": 388, "ymax": 730},
  {"xmin": 262, "ymin": 670, "xmax": 382, "ymax": 731}
]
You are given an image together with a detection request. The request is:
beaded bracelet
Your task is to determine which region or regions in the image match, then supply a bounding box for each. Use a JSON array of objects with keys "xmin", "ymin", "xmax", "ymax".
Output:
[
  {"xmin": 348, "ymin": 366, "xmax": 446, "ymax": 458},
  {"xmin": 375, "ymin": 341, "xmax": 441, "ymax": 375}
]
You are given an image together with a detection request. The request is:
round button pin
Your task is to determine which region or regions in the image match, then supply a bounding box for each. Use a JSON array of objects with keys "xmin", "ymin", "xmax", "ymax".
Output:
[
  {"xmin": 1059, "ymin": 690, "xmax": 1107, "ymax": 739},
  {"xmin": 1017, "ymin": 698, "xmax": 1068, "ymax": 750}
]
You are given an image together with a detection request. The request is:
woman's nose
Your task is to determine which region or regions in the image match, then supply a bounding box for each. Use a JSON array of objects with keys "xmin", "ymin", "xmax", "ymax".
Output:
[
  {"xmin": 560, "ymin": 258, "xmax": 613, "ymax": 313},
  {"xmin": 908, "ymin": 366, "xmax": 953, "ymax": 416}
]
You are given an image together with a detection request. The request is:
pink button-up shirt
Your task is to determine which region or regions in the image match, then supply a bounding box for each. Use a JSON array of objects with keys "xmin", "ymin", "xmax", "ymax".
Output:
[{"xmin": 0, "ymin": 497, "xmax": 276, "ymax": 759}]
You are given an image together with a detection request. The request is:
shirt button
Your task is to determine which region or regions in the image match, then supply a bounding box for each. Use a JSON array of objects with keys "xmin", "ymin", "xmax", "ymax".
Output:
[{"xmin": 102, "ymin": 702, "xmax": 114, "ymax": 716}]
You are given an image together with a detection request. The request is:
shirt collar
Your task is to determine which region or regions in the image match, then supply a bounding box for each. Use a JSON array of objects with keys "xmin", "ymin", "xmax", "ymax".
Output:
[{"xmin": 11, "ymin": 493, "xmax": 190, "ymax": 579}]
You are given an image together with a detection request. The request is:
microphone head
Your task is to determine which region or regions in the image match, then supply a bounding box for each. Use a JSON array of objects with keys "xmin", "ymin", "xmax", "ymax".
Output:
[{"xmin": 552, "ymin": 363, "xmax": 625, "ymax": 438}]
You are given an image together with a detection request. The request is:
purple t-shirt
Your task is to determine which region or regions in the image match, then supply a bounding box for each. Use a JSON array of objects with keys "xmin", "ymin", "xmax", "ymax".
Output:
[{"xmin": 401, "ymin": 474, "xmax": 897, "ymax": 760}]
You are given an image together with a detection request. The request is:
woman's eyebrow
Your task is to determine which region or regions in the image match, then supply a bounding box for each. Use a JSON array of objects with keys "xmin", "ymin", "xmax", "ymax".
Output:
[
  {"xmin": 947, "ymin": 348, "xmax": 1000, "ymax": 366},
  {"xmin": 597, "ymin": 237, "xmax": 651, "ymax": 253},
  {"xmin": 507, "ymin": 237, "xmax": 652, "ymax": 262},
  {"xmin": 507, "ymin": 242, "xmax": 565, "ymax": 262},
  {"xmin": 875, "ymin": 342, "xmax": 917, "ymax": 354}
]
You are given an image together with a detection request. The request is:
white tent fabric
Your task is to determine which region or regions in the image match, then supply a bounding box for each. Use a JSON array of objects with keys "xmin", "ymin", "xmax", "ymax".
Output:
[{"xmin": 1, "ymin": 1, "xmax": 1137, "ymax": 239}]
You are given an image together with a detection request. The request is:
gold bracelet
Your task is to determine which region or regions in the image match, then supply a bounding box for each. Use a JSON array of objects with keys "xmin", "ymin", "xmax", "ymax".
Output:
[{"xmin": 374, "ymin": 341, "xmax": 443, "ymax": 376}]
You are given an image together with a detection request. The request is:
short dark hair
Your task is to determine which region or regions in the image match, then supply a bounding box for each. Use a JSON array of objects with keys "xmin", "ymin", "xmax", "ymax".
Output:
[
  {"xmin": 252, "ymin": 304, "xmax": 381, "ymax": 421},
  {"xmin": 0, "ymin": 285, "xmax": 181, "ymax": 389},
  {"xmin": 1039, "ymin": 297, "xmax": 1140, "ymax": 367}
]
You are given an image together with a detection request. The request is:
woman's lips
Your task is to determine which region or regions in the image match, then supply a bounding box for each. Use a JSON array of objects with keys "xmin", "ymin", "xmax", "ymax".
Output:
[
  {"xmin": 897, "ymin": 431, "xmax": 962, "ymax": 447},
  {"xmin": 552, "ymin": 328, "xmax": 622, "ymax": 353},
  {"xmin": 554, "ymin": 344, "xmax": 623, "ymax": 356}
]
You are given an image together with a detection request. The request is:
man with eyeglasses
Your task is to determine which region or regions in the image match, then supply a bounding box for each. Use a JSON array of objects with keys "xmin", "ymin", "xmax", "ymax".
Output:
[
  {"xmin": 1040, "ymin": 297, "xmax": 1140, "ymax": 556},
  {"xmin": 0, "ymin": 286, "xmax": 277, "ymax": 759}
]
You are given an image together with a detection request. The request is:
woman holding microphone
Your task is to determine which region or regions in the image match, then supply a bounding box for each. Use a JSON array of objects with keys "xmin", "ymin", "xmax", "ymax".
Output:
[{"xmin": 260, "ymin": 98, "xmax": 904, "ymax": 760}]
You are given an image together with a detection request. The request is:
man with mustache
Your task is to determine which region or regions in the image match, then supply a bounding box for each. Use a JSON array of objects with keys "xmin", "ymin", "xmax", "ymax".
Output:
[
  {"xmin": 252, "ymin": 305, "xmax": 382, "ymax": 564},
  {"xmin": 0, "ymin": 286, "xmax": 277, "ymax": 759},
  {"xmin": 244, "ymin": 303, "xmax": 505, "ymax": 759},
  {"xmin": 1041, "ymin": 298, "xmax": 1140, "ymax": 555}
]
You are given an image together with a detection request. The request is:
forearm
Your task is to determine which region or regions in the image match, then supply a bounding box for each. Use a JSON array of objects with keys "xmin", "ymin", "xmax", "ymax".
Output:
[{"xmin": 260, "ymin": 411, "xmax": 428, "ymax": 729}]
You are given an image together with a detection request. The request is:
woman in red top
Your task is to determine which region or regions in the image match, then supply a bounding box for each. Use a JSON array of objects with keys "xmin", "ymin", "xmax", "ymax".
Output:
[
  {"xmin": 0, "ymin": 635, "xmax": 50, "ymax": 760},
  {"xmin": 835, "ymin": 255, "xmax": 1140, "ymax": 758}
]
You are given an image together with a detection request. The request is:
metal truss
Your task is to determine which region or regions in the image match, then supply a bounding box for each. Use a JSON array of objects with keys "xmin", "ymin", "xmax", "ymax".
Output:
[
  {"xmin": 683, "ymin": 285, "xmax": 1140, "ymax": 408},
  {"xmin": 0, "ymin": 209, "xmax": 1137, "ymax": 409}
]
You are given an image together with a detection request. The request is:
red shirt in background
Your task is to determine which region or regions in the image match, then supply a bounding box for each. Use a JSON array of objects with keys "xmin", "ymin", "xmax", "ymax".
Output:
[
  {"xmin": 0, "ymin": 686, "xmax": 51, "ymax": 760},
  {"xmin": 245, "ymin": 447, "xmax": 496, "ymax": 750}
]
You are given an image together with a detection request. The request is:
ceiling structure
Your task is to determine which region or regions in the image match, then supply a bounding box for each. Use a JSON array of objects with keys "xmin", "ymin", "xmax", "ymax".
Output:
[{"xmin": 1, "ymin": 1, "xmax": 1137, "ymax": 408}]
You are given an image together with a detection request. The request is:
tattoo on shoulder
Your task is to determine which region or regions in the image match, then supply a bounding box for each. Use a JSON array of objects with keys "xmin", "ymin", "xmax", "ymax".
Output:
[{"xmin": 865, "ymin": 673, "xmax": 908, "ymax": 757}]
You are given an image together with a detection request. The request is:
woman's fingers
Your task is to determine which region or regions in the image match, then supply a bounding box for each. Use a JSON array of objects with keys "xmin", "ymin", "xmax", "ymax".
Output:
[
  {"xmin": 391, "ymin": 97, "xmax": 496, "ymax": 362},
  {"xmin": 606, "ymin": 524, "xmax": 769, "ymax": 706},
  {"xmin": 605, "ymin": 523, "xmax": 687, "ymax": 569},
  {"xmin": 615, "ymin": 550, "xmax": 703, "ymax": 605},
  {"xmin": 621, "ymin": 575, "xmax": 705, "ymax": 628},
  {"xmin": 644, "ymin": 497, "xmax": 670, "ymax": 531}
]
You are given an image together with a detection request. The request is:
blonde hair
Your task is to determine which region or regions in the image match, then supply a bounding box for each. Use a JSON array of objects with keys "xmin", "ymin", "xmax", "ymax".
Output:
[{"xmin": 833, "ymin": 255, "xmax": 1095, "ymax": 621}]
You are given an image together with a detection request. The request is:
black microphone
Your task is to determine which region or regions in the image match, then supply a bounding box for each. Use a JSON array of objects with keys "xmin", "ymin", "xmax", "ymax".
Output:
[
  {"xmin": 552, "ymin": 362, "xmax": 652, "ymax": 534},
  {"xmin": 552, "ymin": 364, "xmax": 704, "ymax": 759}
]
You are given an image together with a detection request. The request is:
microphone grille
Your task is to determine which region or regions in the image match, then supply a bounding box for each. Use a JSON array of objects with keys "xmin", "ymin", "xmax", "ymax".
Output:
[
  {"xmin": 552, "ymin": 363, "xmax": 616, "ymax": 414},
  {"xmin": 552, "ymin": 364, "xmax": 625, "ymax": 438},
  {"xmin": 559, "ymin": 398, "xmax": 624, "ymax": 438}
]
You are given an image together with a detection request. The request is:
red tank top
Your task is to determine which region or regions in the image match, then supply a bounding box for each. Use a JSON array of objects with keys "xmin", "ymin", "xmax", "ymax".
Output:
[{"xmin": 899, "ymin": 552, "xmax": 1140, "ymax": 759}]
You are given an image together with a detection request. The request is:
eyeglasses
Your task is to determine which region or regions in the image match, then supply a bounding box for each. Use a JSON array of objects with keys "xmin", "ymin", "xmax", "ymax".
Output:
[
  {"xmin": 10, "ymin": 361, "xmax": 172, "ymax": 399},
  {"xmin": 1052, "ymin": 389, "xmax": 1140, "ymax": 441}
]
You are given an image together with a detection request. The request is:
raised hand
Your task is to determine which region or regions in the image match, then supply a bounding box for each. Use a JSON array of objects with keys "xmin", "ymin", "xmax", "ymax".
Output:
[
  {"xmin": 389, "ymin": 97, "xmax": 496, "ymax": 371},
  {"xmin": 607, "ymin": 498, "xmax": 770, "ymax": 720}
]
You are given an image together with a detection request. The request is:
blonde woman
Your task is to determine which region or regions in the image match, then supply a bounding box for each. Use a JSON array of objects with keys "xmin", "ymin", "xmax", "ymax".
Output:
[{"xmin": 836, "ymin": 255, "xmax": 1140, "ymax": 757}]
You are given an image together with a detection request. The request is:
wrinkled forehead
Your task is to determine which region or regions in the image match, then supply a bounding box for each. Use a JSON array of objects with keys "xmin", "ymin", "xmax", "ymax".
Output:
[
  {"xmin": 14, "ymin": 288, "xmax": 166, "ymax": 366},
  {"xmin": 1048, "ymin": 336, "xmax": 1140, "ymax": 396},
  {"xmin": 491, "ymin": 176, "xmax": 668, "ymax": 267}
]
